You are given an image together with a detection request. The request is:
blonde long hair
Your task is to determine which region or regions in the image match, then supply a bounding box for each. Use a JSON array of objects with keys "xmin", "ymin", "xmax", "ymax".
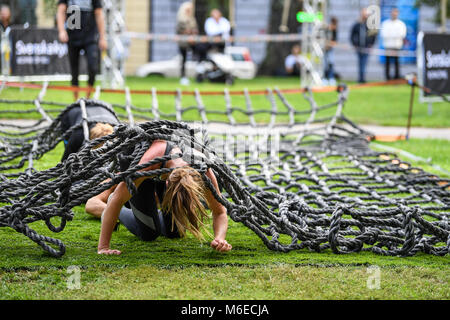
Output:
[
  {"xmin": 162, "ymin": 166, "xmax": 210, "ymax": 240},
  {"xmin": 177, "ymin": 1, "xmax": 195, "ymax": 23},
  {"xmin": 89, "ymin": 123, "xmax": 114, "ymax": 140},
  {"xmin": 89, "ymin": 123, "xmax": 114, "ymax": 149}
]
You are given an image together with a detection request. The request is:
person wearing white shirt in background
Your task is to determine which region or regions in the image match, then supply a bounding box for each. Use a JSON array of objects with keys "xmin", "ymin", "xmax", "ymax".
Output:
[
  {"xmin": 380, "ymin": 8, "xmax": 407, "ymax": 80},
  {"xmin": 204, "ymin": 8, "xmax": 231, "ymax": 53},
  {"xmin": 285, "ymin": 45, "xmax": 305, "ymax": 77}
]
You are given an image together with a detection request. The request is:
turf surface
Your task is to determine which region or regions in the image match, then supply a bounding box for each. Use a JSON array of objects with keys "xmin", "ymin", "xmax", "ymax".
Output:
[
  {"xmin": 0, "ymin": 139, "xmax": 448, "ymax": 300},
  {"xmin": 1, "ymin": 76, "xmax": 449, "ymax": 127}
]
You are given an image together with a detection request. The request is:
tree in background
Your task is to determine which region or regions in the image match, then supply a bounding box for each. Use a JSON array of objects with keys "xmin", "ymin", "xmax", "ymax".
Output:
[
  {"xmin": 195, "ymin": 0, "xmax": 229, "ymax": 34},
  {"xmin": 18, "ymin": 0, "xmax": 37, "ymax": 26},
  {"xmin": 43, "ymin": 0, "xmax": 57, "ymax": 20},
  {"xmin": 415, "ymin": 0, "xmax": 450, "ymax": 24},
  {"xmin": 258, "ymin": 0, "xmax": 303, "ymax": 76}
]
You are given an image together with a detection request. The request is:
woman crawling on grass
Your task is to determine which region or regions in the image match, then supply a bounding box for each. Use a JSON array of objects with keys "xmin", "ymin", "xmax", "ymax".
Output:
[{"xmin": 85, "ymin": 139, "xmax": 232, "ymax": 255}]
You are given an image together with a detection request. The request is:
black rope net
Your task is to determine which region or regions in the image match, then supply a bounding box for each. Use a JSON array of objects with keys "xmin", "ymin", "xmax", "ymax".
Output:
[{"xmin": 0, "ymin": 85, "xmax": 448, "ymax": 258}]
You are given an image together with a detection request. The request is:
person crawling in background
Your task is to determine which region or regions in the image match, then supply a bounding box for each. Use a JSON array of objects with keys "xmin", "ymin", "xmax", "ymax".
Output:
[{"xmin": 60, "ymin": 100, "xmax": 119, "ymax": 161}]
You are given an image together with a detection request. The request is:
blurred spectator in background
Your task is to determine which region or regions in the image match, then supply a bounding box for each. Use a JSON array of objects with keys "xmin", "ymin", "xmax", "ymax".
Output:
[
  {"xmin": 204, "ymin": 8, "xmax": 230, "ymax": 53},
  {"xmin": 176, "ymin": 1, "xmax": 198, "ymax": 86},
  {"xmin": 57, "ymin": 0, "xmax": 107, "ymax": 101},
  {"xmin": 380, "ymin": 7, "xmax": 407, "ymax": 80},
  {"xmin": 18, "ymin": 0, "xmax": 37, "ymax": 26},
  {"xmin": 284, "ymin": 44, "xmax": 304, "ymax": 77},
  {"xmin": 324, "ymin": 16, "xmax": 338, "ymax": 85},
  {"xmin": 0, "ymin": 4, "xmax": 11, "ymax": 31},
  {"xmin": 0, "ymin": 4, "xmax": 10, "ymax": 72},
  {"xmin": 350, "ymin": 8, "xmax": 377, "ymax": 83},
  {"xmin": 60, "ymin": 102, "xmax": 118, "ymax": 162}
]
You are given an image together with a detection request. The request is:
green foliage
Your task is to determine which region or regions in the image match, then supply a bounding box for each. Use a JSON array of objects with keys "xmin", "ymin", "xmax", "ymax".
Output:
[
  {"xmin": 42, "ymin": 0, "xmax": 58, "ymax": 18},
  {"xmin": 415, "ymin": 0, "xmax": 450, "ymax": 23}
]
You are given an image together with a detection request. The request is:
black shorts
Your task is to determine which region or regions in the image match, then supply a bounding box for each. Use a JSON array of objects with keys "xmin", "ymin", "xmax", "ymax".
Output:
[{"xmin": 118, "ymin": 179, "xmax": 180, "ymax": 241}]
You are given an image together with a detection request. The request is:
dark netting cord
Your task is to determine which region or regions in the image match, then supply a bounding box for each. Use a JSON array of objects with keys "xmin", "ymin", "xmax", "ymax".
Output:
[{"xmin": 0, "ymin": 87, "xmax": 448, "ymax": 258}]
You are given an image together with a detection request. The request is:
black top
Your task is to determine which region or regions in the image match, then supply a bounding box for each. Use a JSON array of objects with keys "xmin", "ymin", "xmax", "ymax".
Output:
[
  {"xmin": 127, "ymin": 141, "xmax": 175, "ymax": 220},
  {"xmin": 60, "ymin": 104, "xmax": 119, "ymax": 161},
  {"xmin": 326, "ymin": 29, "xmax": 337, "ymax": 52},
  {"xmin": 329, "ymin": 29, "xmax": 337, "ymax": 42},
  {"xmin": 350, "ymin": 22, "xmax": 377, "ymax": 49},
  {"xmin": 58, "ymin": 0, "xmax": 103, "ymax": 46},
  {"xmin": 0, "ymin": 22, "xmax": 9, "ymax": 32}
]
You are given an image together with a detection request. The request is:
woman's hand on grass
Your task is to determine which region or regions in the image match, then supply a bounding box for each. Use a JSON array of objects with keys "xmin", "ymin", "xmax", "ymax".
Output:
[
  {"xmin": 210, "ymin": 239, "xmax": 232, "ymax": 252},
  {"xmin": 97, "ymin": 248, "xmax": 121, "ymax": 255}
]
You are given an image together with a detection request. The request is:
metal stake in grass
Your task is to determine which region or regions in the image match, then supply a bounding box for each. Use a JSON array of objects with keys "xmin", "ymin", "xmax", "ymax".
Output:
[{"xmin": 406, "ymin": 78, "xmax": 415, "ymax": 141}]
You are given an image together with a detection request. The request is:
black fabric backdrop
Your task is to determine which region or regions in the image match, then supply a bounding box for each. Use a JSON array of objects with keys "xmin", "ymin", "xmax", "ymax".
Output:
[
  {"xmin": 422, "ymin": 33, "xmax": 450, "ymax": 96},
  {"xmin": 10, "ymin": 27, "xmax": 90, "ymax": 77}
]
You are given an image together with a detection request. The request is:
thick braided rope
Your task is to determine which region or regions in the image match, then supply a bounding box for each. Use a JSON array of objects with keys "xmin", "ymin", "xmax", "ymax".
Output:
[
  {"xmin": 0, "ymin": 89, "xmax": 448, "ymax": 257},
  {"xmin": 1, "ymin": 119, "xmax": 447, "ymax": 257}
]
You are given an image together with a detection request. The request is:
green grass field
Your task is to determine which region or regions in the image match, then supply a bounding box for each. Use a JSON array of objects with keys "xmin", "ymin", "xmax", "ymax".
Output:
[
  {"xmin": 0, "ymin": 77, "xmax": 448, "ymax": 300},
  {"xmin": 1, "ymin": 76, "xmax": 449, "ymax": 127}
]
